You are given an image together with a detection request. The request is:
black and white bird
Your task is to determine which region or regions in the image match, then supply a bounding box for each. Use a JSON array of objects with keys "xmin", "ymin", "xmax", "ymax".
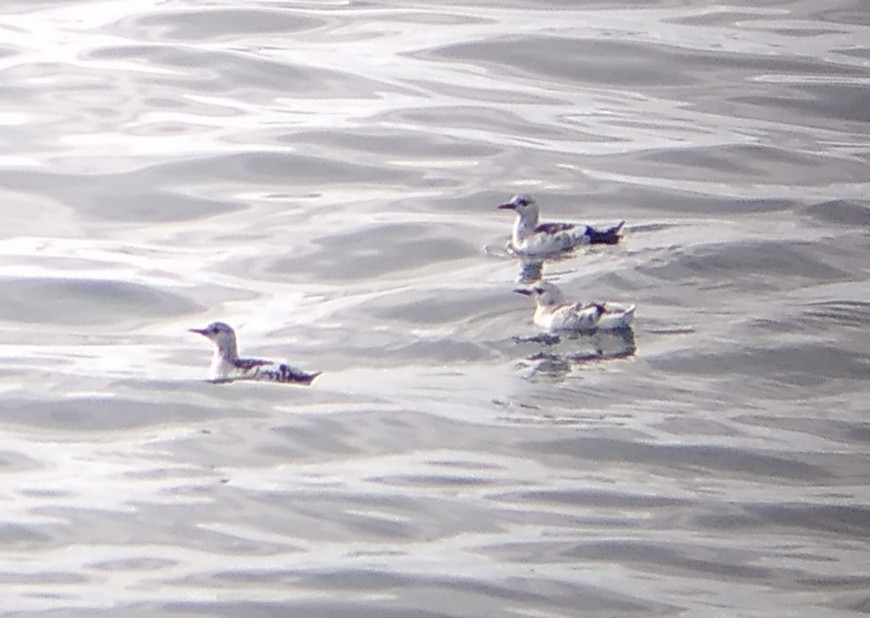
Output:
[
  {"xmin": 498, "ymin": 194, "xmax": 624, "ymax": 256},
  {"xmin": 514, "ymin": 281, "xmax": 635, "ymax": 332},
  {"xmin": 189, "ymin": 322, "xmax": 321, "ymax": 385}
]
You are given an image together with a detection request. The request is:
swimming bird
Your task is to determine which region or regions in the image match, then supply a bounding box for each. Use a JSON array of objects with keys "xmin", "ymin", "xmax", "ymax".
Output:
[
  {"xmin": 189, "ymin": 321, "xmax": 321, "ymax": 385},
  {"xmin": 514, "ymin": 281, "xmax": 635, "ymax": 332},
  {"xmin": 498, "ymin": 194, "xmax": 624, "ymax": 256}
]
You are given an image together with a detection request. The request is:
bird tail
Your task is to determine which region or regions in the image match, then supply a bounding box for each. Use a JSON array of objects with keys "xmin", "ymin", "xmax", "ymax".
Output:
[
  {"xmin": 270, "ymin": 365, "xmax": 322, "ymax": 385},
  {"xmin": 300, "ymin": 370, "xmax": 323, "ymax": 384},
  {"xmin": 602, "ymin": 303, "xmax": 635, "ymax": 330},
  {"xmin": 586, "ymin": 220, "xmax": 624, "ymax": 245}
]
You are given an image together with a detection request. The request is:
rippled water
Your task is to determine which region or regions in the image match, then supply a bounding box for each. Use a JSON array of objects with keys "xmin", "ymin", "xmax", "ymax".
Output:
[{"xmin": 1, "ymin": 1, "xmax": 869, "ymax": 615}]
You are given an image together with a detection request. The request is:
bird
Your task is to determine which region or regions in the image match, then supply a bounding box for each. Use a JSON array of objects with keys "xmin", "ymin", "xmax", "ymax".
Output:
[
  {"xmin": 514, "ymin": 281, "xmax": 635, "ymax": 332},
  {"xmin": 498, "ymin": 194, "xmax": 624, "ymax": 256},
  {"xmin": 189, "ymin": 321, "xmax": 321, "ymax": 385}
]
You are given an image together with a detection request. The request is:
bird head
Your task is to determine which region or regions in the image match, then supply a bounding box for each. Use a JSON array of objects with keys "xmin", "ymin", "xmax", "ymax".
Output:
[
  {"xmin": 189, "ymin": 321, "xmax": 238, "ymax": 357},
  {"xmin": 514, "ymin": 281, "xmax": 566, "ymax": 308},
  {"xmin": 498, "ymin": 193, "xmax": 537, "ymax": 212}
]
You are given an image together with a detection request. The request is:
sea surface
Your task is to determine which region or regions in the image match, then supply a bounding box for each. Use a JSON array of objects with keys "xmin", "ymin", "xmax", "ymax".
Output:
[{"xmin": 0, "ymin": 1, "xmax": 869, "ymax": 616}]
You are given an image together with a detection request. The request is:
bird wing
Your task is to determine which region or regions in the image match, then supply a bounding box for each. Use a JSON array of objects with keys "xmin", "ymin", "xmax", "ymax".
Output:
[
  {"xmin": 234, "ymin": 358, "xmax": 273, "ymax": 371},
  {"xmin": 534, "ymin": 222, "xmax": 576, "ymax": 235},
  {"xmin": 259, "ymin": 364, "xmax": 321, "ymax": 384},
  {"xmin": 551, "ymin": 303, "xmax": 601, "ymax": 331},
  {"xmin": 233, "ymin": 358, "xmax": 320, "ymax": 384}
]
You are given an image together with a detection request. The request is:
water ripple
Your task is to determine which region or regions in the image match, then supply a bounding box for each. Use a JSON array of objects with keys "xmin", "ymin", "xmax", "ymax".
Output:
[{"xmin": 0, "ymin": 1, "xmax": 869, "ymax": 615}]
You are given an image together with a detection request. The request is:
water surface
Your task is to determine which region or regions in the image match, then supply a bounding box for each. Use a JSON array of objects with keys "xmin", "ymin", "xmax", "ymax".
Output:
[{"xmin": 0, "ymin": 1, "xmax": 868, "ymax": 616}]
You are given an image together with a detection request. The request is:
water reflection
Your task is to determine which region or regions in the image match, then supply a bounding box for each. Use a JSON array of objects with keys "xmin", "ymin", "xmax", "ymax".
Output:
[
  {"xmin": 516, "ymin": 328, "xmax": 637, "ymax": 380},
  {"xmin": 517, "ymin": 258, "xmax": 544, "ymax": 284}
]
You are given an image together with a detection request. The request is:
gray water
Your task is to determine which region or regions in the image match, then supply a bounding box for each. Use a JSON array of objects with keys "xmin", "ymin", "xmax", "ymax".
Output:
[{"xmin": 0, "ymin": 1, "xmax": 869, "ymax": 616}]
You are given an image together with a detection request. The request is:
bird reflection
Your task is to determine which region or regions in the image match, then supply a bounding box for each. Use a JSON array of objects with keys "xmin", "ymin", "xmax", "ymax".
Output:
[
  {"xmin": 514, "ymin": 328, "xmax": 636, "ymax": 381},
  {"xmin": 517, "ymin": 258, "xmax": 544, "ymax": 284}
]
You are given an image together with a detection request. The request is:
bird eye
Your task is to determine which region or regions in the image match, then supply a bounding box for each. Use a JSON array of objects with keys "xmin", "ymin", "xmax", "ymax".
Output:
[{"xmin": 534, "ymin": 287, "xmax": 544, "ymax": 294}]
